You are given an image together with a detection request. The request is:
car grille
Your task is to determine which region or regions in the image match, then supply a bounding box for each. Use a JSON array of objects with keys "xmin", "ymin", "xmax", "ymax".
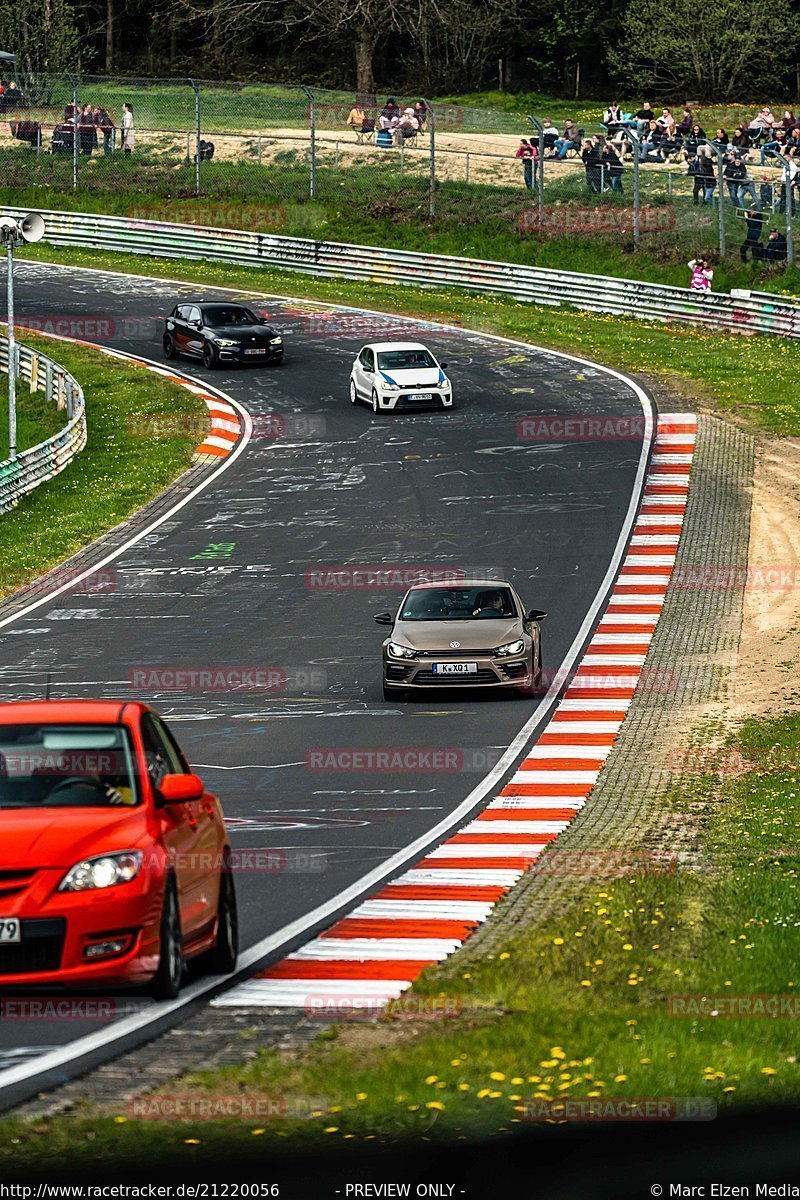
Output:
[
  {"xmin": 0, "ymin": 919, "xmax": 66, "ymax": 975},
  {"xmin": 0, "ymin": 869, "xmax": 38, "ymax": 900},
  {"xmin": 414, "ymin": 648, "xmax": 492, "ymax": 658},
  {"xmin": 396, "ymin": 394, "xmax": 440, "ymax": 409},
  {"xmin": 412, "ymin": 668, "xmax": 500, "ymax": 685}
]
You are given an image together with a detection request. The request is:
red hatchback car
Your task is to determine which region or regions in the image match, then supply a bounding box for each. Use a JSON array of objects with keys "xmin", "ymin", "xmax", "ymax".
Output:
[{"xmin": 0, "ymin": 700, "xmax": 237, "ymax": 997}]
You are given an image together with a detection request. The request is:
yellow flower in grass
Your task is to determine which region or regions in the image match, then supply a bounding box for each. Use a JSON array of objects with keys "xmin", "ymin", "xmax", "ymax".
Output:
[
  {"xmin": 426, "ymin": 1102, "xmax": 445, "ymax": 1111},
  {"xmin": 490, "ymin": 1072, "xmax": 506, "ymax": 1081}
]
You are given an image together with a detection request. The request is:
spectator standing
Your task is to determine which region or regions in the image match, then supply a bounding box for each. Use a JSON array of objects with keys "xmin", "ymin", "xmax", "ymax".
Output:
[
  {"xmin": 688, "ymin": 256, "xmax": 714, "ymax": 291},
  {"xmin": 687, "ymin": 153, "xmax": 704, "ymax": 205},
  {"xmin": 94, "ymin": 106, "xmax": 115, "ymax": 154},
  {"xmin": 697, "ymin": 146, "xmax": 717, "ymax": 204},
  {"xmin": 582, "ymin": 138, "xmax": 602, "ymax": 192},
  {"xmin": 413, "ymin": 100, "xmax": 427, "ymax": 130},
  {"xmin": 121, "ymin": 102, "xmax": 135, "ymax": 154},
  {"xmin": 78, "ymin": 103, "xmax": 96, "ymax": 154},
  {"xmin": 515, "ymin": 138, "xmax": 538, "ymax": 190},
  {"xmin": 602, "ymin": 142, "xmax": 624, "ymax": 191},
  {"xmin": 740, "ymin": 207, "xmax": 765, "ymax": 261},
  {"xmin": 724, "ymin": 151, "xmax": 746, "ymax": 204}
]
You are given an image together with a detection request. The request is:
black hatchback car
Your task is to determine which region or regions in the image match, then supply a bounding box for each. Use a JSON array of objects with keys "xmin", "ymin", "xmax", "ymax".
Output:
[{"xmin": 163, "ymin": 302, "xmax": 284, "ymax": 368}]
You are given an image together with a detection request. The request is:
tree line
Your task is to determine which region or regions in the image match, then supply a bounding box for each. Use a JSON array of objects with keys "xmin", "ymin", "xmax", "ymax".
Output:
[{"xmin": 0, "ymin": 0, "xmax": 797, "ymax": 101}]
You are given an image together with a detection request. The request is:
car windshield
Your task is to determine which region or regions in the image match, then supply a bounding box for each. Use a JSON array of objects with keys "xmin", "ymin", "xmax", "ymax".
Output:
[
  {"xmin": 0, "ymin": 724, "xmax": 139, "ymax": 808},
  {"xmin": 202, "ymin": 305, "xmax": 260, "ymax": 328},
  {"xmin": 400, "ymin": 587, "xmax": 517, "ymax": 621},
  {"xmin": 377, "ymin": 349, "xmax": 437, "ymax": 370}
]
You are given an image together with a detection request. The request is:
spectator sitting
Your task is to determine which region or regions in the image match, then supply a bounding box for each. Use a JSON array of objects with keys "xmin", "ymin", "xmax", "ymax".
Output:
[
  {"xmin": 541, "ymin": 118, "xmax": 559, "ymax": 153},
  {"xmin": 658, "ymin": 128, "xmax": 683, "ymax": 162},
  {"xmin": 732, "ymin": 122, "xmax": 752, "ymax": 152},
  {"xmin": 712, "ymin": 128, "xmax": 729, "ymax": 151},
  {"xmin": 787, "ymin": 128, "xmax": 800, "ymax": 159},
  {"xmin": 656, "ymin": 107, "xmax": 674, "ymax": 130},
  {"xmin": 379, "ymin": 98, "xmax": 400, "ymax": 130},
  {"xmin": 748, "ymin": 107, "xmax": 776, "ymax": 143},
  {"xmin": 397, "ymin": 108, "xmax": 419, "ymax": 140},
  {"xmin": 676, "ymin": 107, "xmax": 693, "ymax": 136},
  {"xmin": 740, "ymin": 206, "xmax": 765, "ymax": 261},
  {"xmin": 633, "ymin": 100, "xmax": 654, "ymax": 132},
  {"xmin": 5, "ymin": 80, "xmax": 21, "ymax": 109},
  {"xmin": 684, "ymin": 124, "xmax": 706, "ymax": 157},
  {"xmin": 780, "ymin": 109, "xmax": 796, "ymax": 132},
  {"xmin": 413, "ymin": 100, "xmax": 427, "ymax": 130},
  {"xmin": 347, "ymin": 102, "xmax": 366, "ymax": 129},
  {"xmin": 760, "ymin": 128, "xmax": 787, "ymax": 164},
  {"xmin": 602, "ymin": 142, "xmax": 624, "ymax": 191},
  {"xmin": 603, "ymin": 102, "xmax": 623, "ymax": 135},
  {"xmin": 640, "ymin": 119, "xmax": 664, "ymax": 160},
  {"xmin": 554, "ymin": 119, "xmax": 580, "ymax": 159},
  {"xmin": 754, "ymin": 227, "xmax": 787, "ymax": 262}
]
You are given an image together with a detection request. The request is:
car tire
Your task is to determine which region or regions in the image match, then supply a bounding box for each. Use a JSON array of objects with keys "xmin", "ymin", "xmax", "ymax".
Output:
[
  {"xmin": 197, "ymin": 858, "xmax": 238, "ymax": 976},
  {"xmin": 150, "ymin": 877, "xmax": 183, "ymax": 1000},
  {"xmin": 163, "ymin": 334, "xmax": 176, "ymax": 360},
  {"xmin": 202, "ymin": 343, "xmax": 218, "ymax": 370},
  {"xmin": 371, "ymin": 390, "xmax": 380, "ymax": 414},
  {"xmin": 350, "ymin": 378, "xmax": 359, "ymax": 406}
]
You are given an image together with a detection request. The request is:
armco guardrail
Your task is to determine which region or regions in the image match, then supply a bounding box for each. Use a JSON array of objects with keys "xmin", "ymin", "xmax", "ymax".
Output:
[
  {"xmin": 0, "ymin": 335, "xmax": 87, "ymax": 515},
  {"xmin": 8, "ymin": 206, "xmax": 800, "ymax": 339}
]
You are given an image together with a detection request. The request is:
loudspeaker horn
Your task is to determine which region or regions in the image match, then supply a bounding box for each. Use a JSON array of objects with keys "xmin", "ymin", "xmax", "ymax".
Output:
[{"xmin": 20, "ymin": 213, "xmax": 45, "ymax": 243}]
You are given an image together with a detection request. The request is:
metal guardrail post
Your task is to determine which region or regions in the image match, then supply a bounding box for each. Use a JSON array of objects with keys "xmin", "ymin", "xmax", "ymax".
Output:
[
  {"xmin": 66, "ymin": 73, "xmax": 78, "ymax": 191},
  {"xmin": 623, "ymin": 128, "xmax": 640, "ymax": 244},
  {"xmin": 188, "ymin": 79, "xmax": 201, "ymax": 195},
  {"xmin": 527, "ymin": 115, "xmax": 545, "ymax": 229},
  {"xmin": 422, "ymin": 98, "xmax": 435, "ymax": 219},
  {"xmin": 774, "ymin": 151, "xmax": 795, "ymax": 266},
  {"xmin": 5, "ymin": 240, "xmax": 15, "ymax": 459},
  {"xmin": 301, "ymin": 85, "xmax": 315, "ymax": 199}
]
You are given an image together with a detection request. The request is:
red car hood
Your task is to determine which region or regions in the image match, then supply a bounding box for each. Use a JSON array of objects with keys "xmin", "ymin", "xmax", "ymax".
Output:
[{"xmin": 0, "ymin": 807, "xmax": 150, "ymax": 869}]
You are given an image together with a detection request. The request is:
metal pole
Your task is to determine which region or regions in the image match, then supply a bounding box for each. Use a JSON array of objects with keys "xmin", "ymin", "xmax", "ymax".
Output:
[
  {"xmin": 527, "ymin": 115, "xmax": 545, "ymax": 230},
  {"xmin": 67, "ymin": 73, "xmax": 78, "ymax": 192},
  {"xmin": 624, "ymin": 128, "xmax": 640, "ymax": 244},
  {"xmin": 704, "ymin": 142, "xmax": 726, "ymax": 257},
  {"xmin": 775, "ymin": 152, "xmax": 795, "ymax": 266},
  {"xmin": 423, "ymin": 98, "xmax": 435, "ymax": 218},
  {"xmin": 258, "ymin": 136, "xmax": 262, "ymax": 165},
  {"xmin": 188, "ymin": 79, "xmax": 201, "ymax": 195},
  {"xmin": 465, "ymin": 153, "xmax": 469, "ymax": 184},
  {"xmin": 6, "ymin": 239, "xmax": 16, "ymax": 460},
  {"xmin": 301, "ymin": 85, "xmax": 315, "ymax": 199},
  {"xmin": 399, "ymin": 137, "xmax": 404, "ymax": 175}
]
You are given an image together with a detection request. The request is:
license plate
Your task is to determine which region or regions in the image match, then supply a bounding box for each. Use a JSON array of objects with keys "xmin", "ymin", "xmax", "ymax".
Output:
[
  {"xmin": 413, "ymin": 392, "xmax": 433, "ymax": 401},
  {"xmin": 432, "ymin": 662, "xmax": 478, "ymax": 675},
  {"xmin": 244, "ymin": 348, "xmax": 267, "ymax": 356},
  {"xmin": 0, "ymin": 918, "xmax": 21, "ymax": 943}
]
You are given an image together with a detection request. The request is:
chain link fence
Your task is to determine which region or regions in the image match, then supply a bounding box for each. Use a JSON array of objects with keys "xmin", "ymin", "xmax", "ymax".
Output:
[{"xmin": 0, "ymin": 73, "xmax": 796, "ymax": 264}]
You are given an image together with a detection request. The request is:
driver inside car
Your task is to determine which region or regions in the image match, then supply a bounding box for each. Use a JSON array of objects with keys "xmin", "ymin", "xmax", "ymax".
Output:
[{"xmin": 472, "ymin": 591, "xmax": 506, "ymax": 617}]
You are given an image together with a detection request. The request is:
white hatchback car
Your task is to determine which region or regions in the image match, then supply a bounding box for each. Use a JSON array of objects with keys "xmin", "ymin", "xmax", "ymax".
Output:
[{"xmin": 349, "ymin": 342, "xmax": 453, "ymax": 413}]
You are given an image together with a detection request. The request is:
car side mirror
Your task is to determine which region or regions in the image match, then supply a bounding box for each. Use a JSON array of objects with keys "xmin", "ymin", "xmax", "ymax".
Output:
[
  {"xmin": 363, "ymin": 367, "xmax": 373, "ymax": 374},
  {"xmin": 157, "ymin": 772, "xmax": 204, "ymax": 805},
  {"xmin": 527, "ymin": 608, "xmax": 548, "ymax": 621},
  {"xmin": 440, "ymin": 362, "xmax": 449, "ymax": 369},
  {"xmin": 373, "ymin": 612, "xmax": 394, "ymax": 626}
]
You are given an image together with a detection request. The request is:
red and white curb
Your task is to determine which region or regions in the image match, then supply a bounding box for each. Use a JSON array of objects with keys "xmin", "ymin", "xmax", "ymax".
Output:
[{"xmin": 213, "ymin": 412, "xmax": 696, "ymax": 1009}]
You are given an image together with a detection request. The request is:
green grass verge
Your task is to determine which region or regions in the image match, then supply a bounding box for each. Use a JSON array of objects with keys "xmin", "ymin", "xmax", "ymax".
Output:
[
  {"xmin": 1, "ymin": 714, "xmax": 797, "ymax": 1165},
  {"xmin": 0, "ymin": 332, "xmax": 206, "ymax": 597},
  {"xmin": 1, "ymin": 152, "xmax": 798, "ymax": 293},
  {"xmin": 16, "ymin": 243, "xmax": 800, "ymax": 436}
]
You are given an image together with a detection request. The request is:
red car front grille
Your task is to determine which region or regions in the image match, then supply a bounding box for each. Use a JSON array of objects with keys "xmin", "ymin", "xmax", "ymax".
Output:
[
  {"xmin": 0, "ymin": 919, "xmax": 66, "ymax": 975},
  {"xmin": 0, "ymin": 869, "xmax": 38, "ymax": 900}
]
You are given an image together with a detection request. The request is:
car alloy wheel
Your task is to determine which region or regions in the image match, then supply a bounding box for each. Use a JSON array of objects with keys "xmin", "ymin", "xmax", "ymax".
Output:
[
  {"xmin": 150, "ymin": 877, "xmax": 183, "ymax": 1000},
  {"xmin": 349, "ymin": 378, "xmax": 359, "ymax": 405},
  {"xmin": 202, "ymin": 342, "xmax": 218, "ymax": 370},
  {"xmin": 163, "ymin": 334, "xmax": 176, "ymax": 359},
  {"xmin": 371, "ymin": 390, "xmax": 380, "ymax": 414}
]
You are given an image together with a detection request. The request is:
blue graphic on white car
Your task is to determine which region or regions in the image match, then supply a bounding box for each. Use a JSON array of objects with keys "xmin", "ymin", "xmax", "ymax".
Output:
[{"xmin": 349, "ymin": 342, "xmax": 453, "ymax": 413}]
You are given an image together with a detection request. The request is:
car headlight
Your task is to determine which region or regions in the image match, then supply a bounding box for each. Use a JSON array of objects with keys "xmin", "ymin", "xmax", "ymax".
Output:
[
  {"xmin": 495, "ymin": 638, "xmax": 525, "ymax": 657},
  {"xmin": 438, "ymin": 379, "xmax": 450, "ymax": 389},
  {"xmin": 213, "ymin": 337, "xmax": 239, "ymax": 347},
  {"xmin": 388, "ymin": 640, "xmax": 416, "ymax": 659},
  {"xmin": 59, "ymin": 850, "xmax": 143, "ymax": 893},
  {"xmin": 270, "ymin": 336, "xmax": 282, "ymax": 345},
  {"xmin": 381, "ymin": 382, "xmax": 394, "ymax": 391}
]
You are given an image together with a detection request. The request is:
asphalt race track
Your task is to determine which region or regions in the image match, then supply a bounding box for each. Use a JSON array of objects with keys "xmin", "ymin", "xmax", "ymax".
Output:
[{"xmin": 0, "ymin": 261, "xmax": 651, "ymax": 1091}]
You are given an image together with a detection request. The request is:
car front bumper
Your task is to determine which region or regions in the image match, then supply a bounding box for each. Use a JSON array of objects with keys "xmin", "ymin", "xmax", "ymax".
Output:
[
  {"xmin": 376, "ymin": 388, "xmax": 452, "ymax": 411},
  {"xmin": 213, "ymin": 343, "xmax": 284, "ymax": 364},
  {"xmin": 383, "ymin": 652, "xmax": 532, "ymax": 689}
]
